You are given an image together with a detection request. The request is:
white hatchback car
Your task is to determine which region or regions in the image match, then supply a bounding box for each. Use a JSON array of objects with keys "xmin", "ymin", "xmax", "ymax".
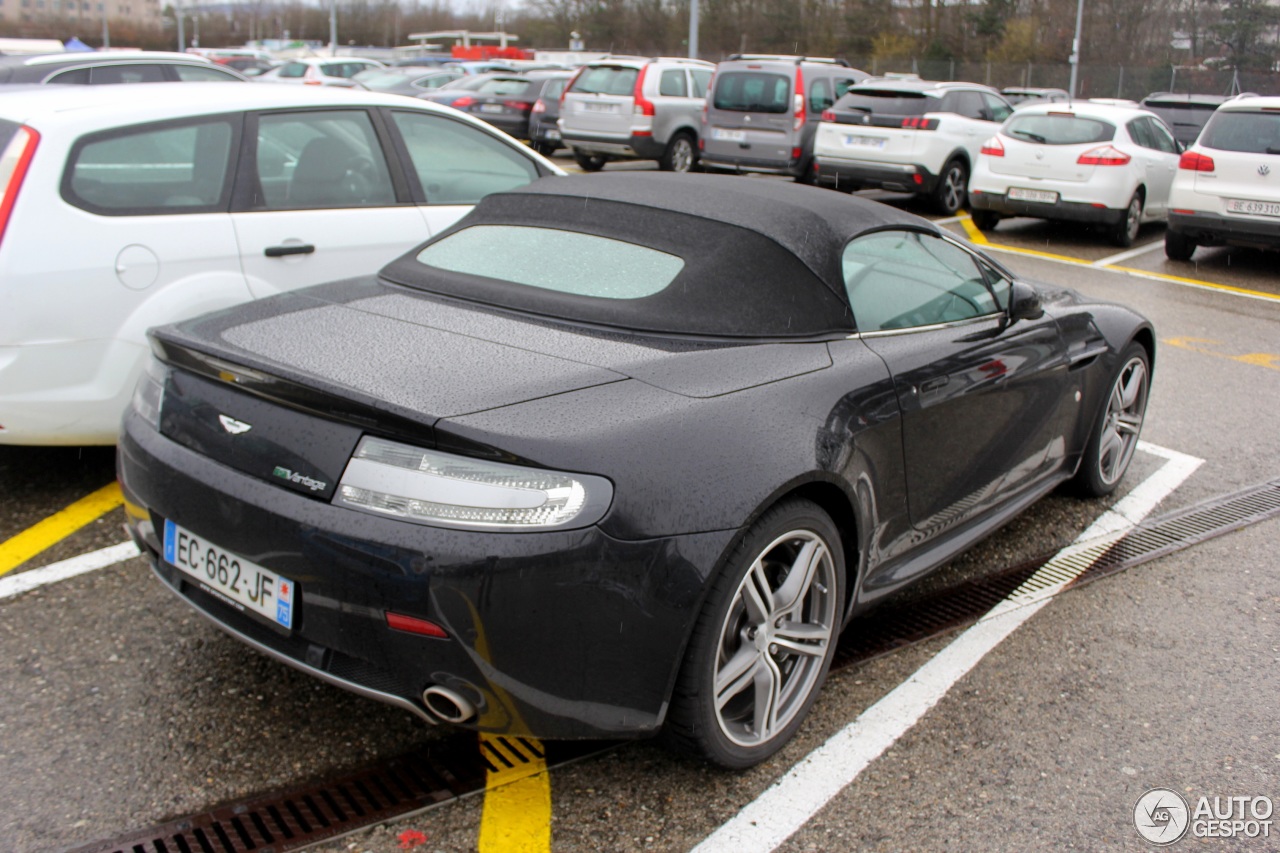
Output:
[
  {"xmin": 1164, "ymin": 94, "xmax": 1280, "ymax": 260},
  {"xmin": 968, "ymin": 102, "xmax": 1181, "ymax": 246},
  {"xmin": 0, "ymin": 83, "xmax": 561, "ymax": 445},
  {"xmin": 256, "ymin": 57, "xmax": 385, "ymax": 87}
]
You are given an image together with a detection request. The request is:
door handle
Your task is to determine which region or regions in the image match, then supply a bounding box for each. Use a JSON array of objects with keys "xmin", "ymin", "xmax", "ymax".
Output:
[
  {"xmin": 264, "ymin": 243, "xmax": 316, "ymax": 258},
  {"xmin": 919, "ymin": 376, "xmax": 950, "ymax": 393}
]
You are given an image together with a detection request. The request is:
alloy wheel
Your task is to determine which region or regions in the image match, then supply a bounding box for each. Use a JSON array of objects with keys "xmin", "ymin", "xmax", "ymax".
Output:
[
  {"xmin": 713, "ymin": 529, "xmax": 838, "ymax": 747},
  {"xmin": 1097, "ymin": 355, "xmax": 1148, "ymax": 486}
]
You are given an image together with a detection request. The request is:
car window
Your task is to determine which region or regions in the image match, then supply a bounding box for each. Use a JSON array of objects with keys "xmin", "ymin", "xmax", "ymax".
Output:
[
  {"xmin": 543, "ymin": 78, "xmax": 568, "ymax": 100},
  {"xmin": 1198, "ymin": 110, "xmax": 1280, "ymax": 154},
  {"xmin": 843, "ymin": 231, "xmax": 999, "ymax": 332},
  {"xmin": 837, "ymin": 89, "xmax": 930, "ymax": 116},
  {"xmin": 713, "ymin": 71, "xmax": 789, "ymax": 113},
  {"xmin": 277, "ymin": 62, "xmax": 307, "ymax": 79},
  {"xmin": 953, "ymin": 91, "xmax": 986, "ymax": 120},
  {"xmin": 0, "ymin": 119, "xmax": 17, "ymax": 150},
  {"xmin": 809, "ymin": 77, "xmax": 833, "ymax": 114},
  {"xmin": 418, "ymin": 225, "xmax": 684, "ymax": 298},
  {"xmin": 45, "ymin": 67, "xmax": 90, "ymax": 84},
  {"xmin": 690, "ymin": 68, "xmax": 712, "ymax": 95},
  {"xmin": 475, "ymin": 78, "xmax": 535, "ymax": 97},
  {"xmin": 983, "ymin": 93, "xmax": 1012, "ymax": 122},
  {"xmin": 254, "ymin": 110, "xmax": 395, "ymax": 210},
  {"xmin": 659, "ymin": 69, "xmax": 688, "ymax": 97},
  {"xmin": 173, "ymin": 64, "xmax": 242, "ymax": 82},
  {"xmin": 833, "ymin": 77, "xmax": 857, "ymax": 98},
  {"xmin": 569, "ymin": 66, "xmax": 639, "ymax": 96},
  {"xmin": 64, "ymin": 117, "xmax": 236, "ymax": 214},
  {"xmin": 391, "ymin": 111, "xmax": 539, "ymax": 205},
  {"xmin": 86, "ymin": 64, "xmax": 168, "ymax": 84},
  {"xmin": 1005, "ymin": 114, "xmax": 1114, "ymax": 145},
  {"xmin": 1143, "ymin": 117, "xmax": 1178, "ymax": 153},
  {"xmin": 1126, "ymin": 117, "xmax": 1156, "ymax": 149}
]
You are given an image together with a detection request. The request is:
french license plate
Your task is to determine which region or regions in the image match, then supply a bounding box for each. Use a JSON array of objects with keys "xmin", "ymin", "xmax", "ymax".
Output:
[
  {"xmin": 843, "ymin": 134, "xmax": 885, "ymax": 149},
  {"xmin": 712, "ymin": 128, "xmax": 746, "ymax": 142},
  {"xmin": 1226, "ymin": 198, "xmax": 1280, "ymax": 217},
  {"xmin": 479, "ymin": 103, "xmax": 504, "ymax": 114},
  {"xmin": 582, "ymin": 102, "xmax": 618, "ymax": 114},
  {"xmin": 164, "ymin": 519, "xmax": 295, "ymax": 630},
  {"xmin": 1008, "ymin": 187, "xmax": 1060, "ymax": 204}
]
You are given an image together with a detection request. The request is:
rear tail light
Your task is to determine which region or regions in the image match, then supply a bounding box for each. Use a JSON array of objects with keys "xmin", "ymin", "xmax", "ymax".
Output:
[
  {"xmin": 561, "ymin": 66, "xmax": 585, "ymax": 109},
  {"xmin": 792, "ymin": 66, "xmax": 806, "ymax": 132},
  {"xmin": 335, "ymin": 435, "xmax": 614, "ymax": 531},
  {"xmin": 303, "ymin": 66, "xmax": 322, "ymax": 85},
  {"xmin": 385, "ymin": 612, "xmax": 449, "ymax": 639},
  {"xmin": 0, "ymin": 125, "xmax": 39, "ymax": 250},
  {"xmin": 504, "ymin": 100, "xmax": 531, "ymax": 112},
  {"xmin": 1077, "ymin": 145, "xmax": 1131, "ymax": 165},
  {"xmin": 532, "ymin": 98, "xmax": 547, "ymax": 114},
  {"xmin": 791, "ymin": 146, "xmax": 802, "ymax": 161},
  {"xmin": 900, "ymin": 116, "xmax": 939, "ymax": 130},
  {"xmin": 1179, "ymin": 150, "xmax": 1215, "ymax": 172},
  {"xmin": 821, "ymin": 108, "xmax": 836, "ymax": 122},
  {"xmin": 980, "ymin": 136, "xmax": 1005, "ymax": 157},
  {"xmin": 452, "ymin": 96, "xmax": 475, "ymax": 108},
  {"xmin": 633, "ymin": 64, "xmax": 655, "ymax": 117}
]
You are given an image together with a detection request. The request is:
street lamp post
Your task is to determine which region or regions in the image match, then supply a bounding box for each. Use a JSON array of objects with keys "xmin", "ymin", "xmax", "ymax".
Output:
[
  {"xmin": 329, "ymin": 0, "xmax": 337, "ymax": 56},
  {"xmin": 689, "ymin": 0, "xmax": 699, "ymax": 59},
  {"xmin": 1068, "ymin": 0, "xmax": 1084, "ymax": 97}
]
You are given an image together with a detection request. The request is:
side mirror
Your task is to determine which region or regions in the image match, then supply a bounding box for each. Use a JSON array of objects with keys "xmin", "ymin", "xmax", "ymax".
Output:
[{"xmin": 1008, "ymin": 280, "xmax": 1043, "ymax": 321}]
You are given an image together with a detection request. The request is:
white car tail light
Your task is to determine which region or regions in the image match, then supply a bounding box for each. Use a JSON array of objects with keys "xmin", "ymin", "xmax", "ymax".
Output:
[
  {"xmin": 792, "ymin": 66, "xmax": 806, "ymax": 132},
  {"xmin": 0, "ymin": 125, "xmax": 39, "ymax": 249},
  {"xmin": 1077, "ymin": 145, "xmax": 1131, "ymax": 166},
  {"xmin": 1179, "ymin": 150, "xmax": 1215, "ymax": 172},
  {"xmin": 980, "ymin": 136, "xmax": 1005, "ymax": 157},
  {"xmin": 336, "ymin": 435, "xmax": 613, "ymax": 531}
]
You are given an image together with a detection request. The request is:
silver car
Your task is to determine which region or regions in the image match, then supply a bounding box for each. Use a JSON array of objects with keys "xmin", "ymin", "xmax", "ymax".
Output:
[{"xmin": 558, "ymin": 56, "xmax": 714, "ymax": 172}]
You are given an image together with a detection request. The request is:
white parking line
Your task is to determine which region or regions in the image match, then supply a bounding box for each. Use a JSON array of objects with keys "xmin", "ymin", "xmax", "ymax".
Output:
[
  {"xmin": 691, "ymin": 442, "xmax": 1202, "ymax": 853},
  {"xmin": 1093, "ymin": 239, "xmax": 1164, "ymax": 267},
  {"xmin": 0, "ymin": 541, "xmax": 139, "ymax": 601}
]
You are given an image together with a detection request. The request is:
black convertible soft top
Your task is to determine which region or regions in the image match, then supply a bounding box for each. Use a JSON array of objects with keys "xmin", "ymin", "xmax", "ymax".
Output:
[{"xmin": 379, "ymin": 173, "xmax": 941, "ymax": 339}]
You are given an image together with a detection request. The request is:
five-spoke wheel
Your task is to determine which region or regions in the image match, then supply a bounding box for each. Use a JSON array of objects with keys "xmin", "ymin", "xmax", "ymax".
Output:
[
  {"xmin": 665, "ymin": 500, "xmax": 844, "ymax": 768},
  {"xmin": 1074, "ymin": 342, "xmax": 1150, "ymax": 496}
]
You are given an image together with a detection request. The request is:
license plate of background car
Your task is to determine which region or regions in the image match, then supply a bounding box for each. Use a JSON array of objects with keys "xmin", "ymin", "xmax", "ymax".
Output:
[
  {"xmin": 1008, "ymin": 187, "xmax": 1060, "ymax": 203},
  {"xmin": 843, "ymin": 134, "xmax": 885, "ymax": 149},
  {"xmin": 164, "ymin": 519, "xmax": 295, "ymax": 630},
  {"xmin": 713, "ymin": 128, "xmax": 746, "ymax": 142},
  {"xmin": 1226, "ymin": 198, "xmax": 1280, "ymax": 217},
  {"xmin": 479, "ymin": 104, "xmax": 504, "ymax": 114},
  {"xmin": 582, "ymin": 102, "xmax": 618, "ymax": 113}
]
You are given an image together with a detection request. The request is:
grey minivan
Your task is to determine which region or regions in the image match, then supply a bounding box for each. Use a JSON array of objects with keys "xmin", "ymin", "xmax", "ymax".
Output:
[{"xmin": 700, "ymin": 55, "xmax": 868, "ymax": 181}]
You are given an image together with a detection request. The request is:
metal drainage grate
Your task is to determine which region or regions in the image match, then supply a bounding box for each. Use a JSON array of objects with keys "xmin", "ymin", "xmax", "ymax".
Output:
[
  {"xmin": 72, "ymin": 478, "xmax": 1280, "ymax": 853},
  {"xmin": 67, "ymin": 737, "xmax": 604, "ymax": 853}
]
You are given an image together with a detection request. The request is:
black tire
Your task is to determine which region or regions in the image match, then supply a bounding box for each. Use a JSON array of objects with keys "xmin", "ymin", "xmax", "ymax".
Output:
[
  {"xmin": 1072, "ymin": 342, "xmax": 1150, "ymax": 498},
  {"xmin": 1164, "ymin": 228, "xmax": 1197, "ymax": 261},
  {"xmin": 573, "ymin": 151, "xmax": 607, "ymax": 172},
  {"xmin": 534, "ymin": 140, "xmax": 559, "ymax": 157},
  {"xmin": 1111, "ymin": 192, "xmax": 1143, "ymax": 248},
  {"xmin": 931, "ymin": 158, "xmax": 968, "ymax": 215},
  {"xmin": 793, "ymin": 158, "xmax": 816, "ymax": 184},
  {"xmin": 970, "ymin": 209, "xmax": 1000, "ymax": 231},
  {"xmin": 663, "ymin": 499, "xmax": 846, "ymax": 768},
  {"xmin": 659, "ymin": 133, "xmax": 697, "ymax": 173}
]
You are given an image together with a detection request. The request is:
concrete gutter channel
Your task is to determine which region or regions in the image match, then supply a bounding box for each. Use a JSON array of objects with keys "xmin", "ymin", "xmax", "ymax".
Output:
[{"xmin": 70, "ymin": 478, "xmax": 1280, "ymax": 853}]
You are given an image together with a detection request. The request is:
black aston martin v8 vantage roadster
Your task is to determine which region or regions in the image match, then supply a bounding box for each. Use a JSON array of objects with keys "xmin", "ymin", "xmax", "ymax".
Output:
[{"xmin": 119, "ymin": 173, "xmax": 1153, "ymax": 768}]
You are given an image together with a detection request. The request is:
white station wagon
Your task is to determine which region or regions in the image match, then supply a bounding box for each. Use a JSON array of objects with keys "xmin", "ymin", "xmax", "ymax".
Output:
[{"xmin": 0, "ymin": 83, "xmax": 561, "ymax": 445}]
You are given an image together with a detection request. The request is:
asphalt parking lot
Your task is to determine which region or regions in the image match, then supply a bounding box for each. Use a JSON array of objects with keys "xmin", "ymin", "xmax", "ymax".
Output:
[{"xmin": 2, "ymin": 157, "xmax": 1278, "ymax": 852}]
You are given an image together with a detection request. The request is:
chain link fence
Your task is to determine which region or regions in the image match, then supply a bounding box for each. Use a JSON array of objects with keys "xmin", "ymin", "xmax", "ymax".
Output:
[{"xmin": 847, "ymin": 58, "xmax": 1277, "ymax": 99}]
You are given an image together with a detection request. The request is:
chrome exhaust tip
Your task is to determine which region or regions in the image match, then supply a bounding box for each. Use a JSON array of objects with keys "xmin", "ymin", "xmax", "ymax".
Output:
[{"xmin": 422, "ymin": 685, "xmax": 476, "ymax": 723}]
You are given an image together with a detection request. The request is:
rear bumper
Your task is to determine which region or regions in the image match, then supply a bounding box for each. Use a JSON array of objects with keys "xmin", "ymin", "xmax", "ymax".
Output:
[
  {"xmin": 1167, "ymin": 210, "xmax": 1280, "ymax": 250},
  {"xmin": 562, "ymin": 130, "xmax": 667, "ymax": 161},
  {"xmin": 700, "ymin": 153, "xmax": 802, "ymax": 177},
  {"xmin": 969, "ymin": 190, "xmax": 1126, "ymax": 225},
  {"xmin": 814, "ymin": 156, "xmax": 938, "ymax": 194},
  {"xmin": 118, "ymin": 409, "xmax": 736, "ymax": 740}
]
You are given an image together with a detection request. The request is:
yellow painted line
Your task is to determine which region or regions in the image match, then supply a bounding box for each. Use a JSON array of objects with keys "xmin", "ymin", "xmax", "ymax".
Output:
[
  {"xmin": 954, "ymin": 214, "xmax": 1280, "ymax": 304},
  {"xmin": 478, "ymin": 733, "xmax": 552, "ymax": 852},
  {"xmin": 1163, "ymin": 336, "xmax": 1280, "ymax": 372},
  {"xmin": 0, "ymin": 481, "xmax": 123, "ymax": 578}
]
